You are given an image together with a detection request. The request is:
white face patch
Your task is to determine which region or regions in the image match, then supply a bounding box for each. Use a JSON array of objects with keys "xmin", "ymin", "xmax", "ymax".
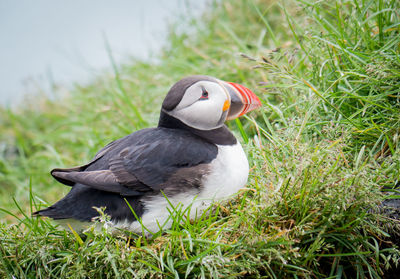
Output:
[{"xmin": 167, "ymin": 81, "xmax": 230, "ymax": 130}]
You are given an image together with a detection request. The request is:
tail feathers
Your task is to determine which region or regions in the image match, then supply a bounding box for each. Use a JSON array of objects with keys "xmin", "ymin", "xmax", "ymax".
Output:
[
  {"xmin": 33, "ymin": 207, "xmax": 71, "ymax": 220},
  {"xmin": 33, "ymin": 207, "xmax": 90, "ymax": 232}
]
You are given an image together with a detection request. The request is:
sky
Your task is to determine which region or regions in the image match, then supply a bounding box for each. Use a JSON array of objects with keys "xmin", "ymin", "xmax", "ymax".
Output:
[{"xmin": 0, "ymin": 0, "xmax": 207, "ymax": 105}]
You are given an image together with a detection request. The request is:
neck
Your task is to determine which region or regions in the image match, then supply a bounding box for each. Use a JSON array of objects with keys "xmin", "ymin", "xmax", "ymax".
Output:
[{"xmin": 158, "ymin": 110, "xmax": 237, "ymax": 145}]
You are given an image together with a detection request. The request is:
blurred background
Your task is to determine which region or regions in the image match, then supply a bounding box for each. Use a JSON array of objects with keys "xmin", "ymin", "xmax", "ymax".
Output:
[
  {"xmin": 0, "ymin": 0, "xmax": 207, "ymax": 106},
  {"xmin": 1, "ymin": 0, "xmax": 400, "ymax": 276}
]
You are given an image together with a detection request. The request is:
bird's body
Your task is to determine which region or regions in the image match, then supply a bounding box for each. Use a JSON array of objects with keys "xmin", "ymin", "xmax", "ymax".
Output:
[
  {"xmin": 114, "ymin": 136, "xmax": 248, "ymax": 233},
  {"xmin": 34, "ymin": 75, "xmax": 261, "ymax": 233}
]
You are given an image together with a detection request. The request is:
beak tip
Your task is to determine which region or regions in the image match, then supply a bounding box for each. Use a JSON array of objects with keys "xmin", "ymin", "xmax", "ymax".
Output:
[{"xmin": 223, "ymin": 81, "xmax": 262, "ymax": 119}]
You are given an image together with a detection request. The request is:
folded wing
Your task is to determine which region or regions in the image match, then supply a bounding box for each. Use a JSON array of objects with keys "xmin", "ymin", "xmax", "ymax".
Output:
[{"xmin": 50, "ymin": 128, "xmax": 218, "ymax": 196}]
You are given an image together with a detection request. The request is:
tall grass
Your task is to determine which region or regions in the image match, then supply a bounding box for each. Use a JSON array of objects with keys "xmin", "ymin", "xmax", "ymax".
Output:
[
  {"xmin": 0, "ymin": 0, "xmax": 399, "ymax": 277},
  {"xmin": 258, "ymin": 0, "xmax": 400, "ymax": 156}
]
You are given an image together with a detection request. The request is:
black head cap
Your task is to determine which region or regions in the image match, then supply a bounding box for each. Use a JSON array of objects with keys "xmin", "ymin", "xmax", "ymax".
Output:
[{"xmin": 162, "ymin": 75, "xmax": 217, "ymax": 111}]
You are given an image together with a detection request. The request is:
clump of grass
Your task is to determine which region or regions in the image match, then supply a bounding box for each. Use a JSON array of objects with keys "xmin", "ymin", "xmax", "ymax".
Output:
[
  {"xmin": 1, "ymin": 126, "xmax": 398, "ymax": 278},
  {"xmin": 257, "ymin": 0, "xmax": 400, "ymax": 156},
  {"xmin": 1, "ymin": 0, "xmax": 400, "ymax": 277}
]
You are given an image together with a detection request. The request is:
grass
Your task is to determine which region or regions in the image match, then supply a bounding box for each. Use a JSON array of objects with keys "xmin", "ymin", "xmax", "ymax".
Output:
[{"xmin": 1, "ymin": 0, "xmax": 400, "ymax": 277}]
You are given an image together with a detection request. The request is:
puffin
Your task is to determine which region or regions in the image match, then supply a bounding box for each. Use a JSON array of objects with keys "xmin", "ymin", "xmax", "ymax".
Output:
[{"xmin": 34, "ymin": 75, "xmax": 261, "ymax": 233}]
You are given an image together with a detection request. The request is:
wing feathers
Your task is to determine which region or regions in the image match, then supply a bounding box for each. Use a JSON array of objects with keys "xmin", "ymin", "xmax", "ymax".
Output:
[
  {"xmin": 109, "ymin": 157, "xmax": 145, "ymax": 189},
  {"xmin": 51, "ymin": 166, "xmax": 88, "ymax": 186},
  {"xmin": 53, "ymin": 169, "xmax": 117, "ymax": 185},
  {"xmin": 50, "ymin": 128, "xmax": 219, "ymax": 196},
  {"xmin": 52, "ymin": 170, "xmax": 147, "ymax": 196}
]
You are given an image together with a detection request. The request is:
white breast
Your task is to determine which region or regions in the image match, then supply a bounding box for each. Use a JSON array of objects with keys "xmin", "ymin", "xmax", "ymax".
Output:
[
  {"xmin": 115, "ymin": 142, "xmax": 249, "ymax": 234},
  {"xmin": 199, "ymin": 142, "xmax": 249, "ymax": 200}
]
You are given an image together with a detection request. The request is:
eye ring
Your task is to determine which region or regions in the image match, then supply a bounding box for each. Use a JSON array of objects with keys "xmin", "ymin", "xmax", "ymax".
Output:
[{"xmin": 200, "ymin": 89, "xmax": 208, "ymax": 100}]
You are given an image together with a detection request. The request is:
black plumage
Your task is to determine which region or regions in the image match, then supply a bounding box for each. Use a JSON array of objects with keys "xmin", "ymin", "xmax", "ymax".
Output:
[{"xmin": 34, "ymin": 126, "xmax": 220, "ymax": 222}]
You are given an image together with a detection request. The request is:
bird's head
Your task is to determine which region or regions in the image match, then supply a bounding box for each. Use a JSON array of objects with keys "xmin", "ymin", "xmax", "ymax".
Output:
[{"xmin": 161, "ymin": 75, "xmax": 261, "ymax": 130}]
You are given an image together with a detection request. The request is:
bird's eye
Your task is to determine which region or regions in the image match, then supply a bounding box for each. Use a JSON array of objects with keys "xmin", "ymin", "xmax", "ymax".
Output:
[{"xmin": 199, "ymin": 90, "xmax": 208, "ymax": 100}]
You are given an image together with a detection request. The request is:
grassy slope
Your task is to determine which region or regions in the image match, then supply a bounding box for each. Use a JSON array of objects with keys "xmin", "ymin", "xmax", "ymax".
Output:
[{"xmin": 1, "ymin": 0, "xmax": 400, "ymax": 278}]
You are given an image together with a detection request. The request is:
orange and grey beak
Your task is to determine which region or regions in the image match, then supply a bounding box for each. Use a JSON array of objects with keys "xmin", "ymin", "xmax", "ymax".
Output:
[{"xmin": 221, "ymin": 81, "xmax": 262, "ymax": 120}]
